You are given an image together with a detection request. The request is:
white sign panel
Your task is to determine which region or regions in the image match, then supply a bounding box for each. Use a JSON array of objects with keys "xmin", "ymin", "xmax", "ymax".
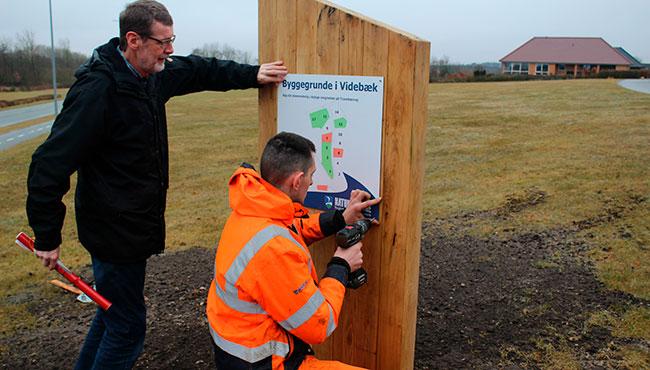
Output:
[{"xmin": 278, "ymin": 74, "xmax": 383, "ymax": 219}]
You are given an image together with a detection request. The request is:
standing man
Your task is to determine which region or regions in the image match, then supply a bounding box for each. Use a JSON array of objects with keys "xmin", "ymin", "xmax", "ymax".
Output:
[
  {"xmin": 207, "ymin": 132, "xmax": 380, "ymax": 369},
  {"xmin": 26, "ymin": 1, "xmax": 287, "ymax": 369}
]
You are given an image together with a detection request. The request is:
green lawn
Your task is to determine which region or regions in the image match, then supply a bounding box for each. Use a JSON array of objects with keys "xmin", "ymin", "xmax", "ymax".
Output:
[
  {"xmin": 0, "ymin": 80, "xmax": 648, "ymax": 362},
  {"xmin": 423, "ymin": 79, "xmax": 649, "ymax": 300}
]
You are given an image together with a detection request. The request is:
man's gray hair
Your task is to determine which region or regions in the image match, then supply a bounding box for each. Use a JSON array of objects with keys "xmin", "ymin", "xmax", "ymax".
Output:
[{"xmin": 119, "ymin": 0, "xmax": 173, "ymax": 50}]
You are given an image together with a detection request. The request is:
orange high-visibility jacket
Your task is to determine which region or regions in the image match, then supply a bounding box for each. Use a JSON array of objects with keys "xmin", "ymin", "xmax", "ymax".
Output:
[{"xmin": 206, "ymin": 166, "xmax": 348, "ymax": 369}]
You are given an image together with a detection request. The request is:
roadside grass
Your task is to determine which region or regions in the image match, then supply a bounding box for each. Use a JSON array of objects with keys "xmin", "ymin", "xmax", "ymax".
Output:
[
  {"xmin": 0, "ymin": 115, "xmax": 53, "ymax": 136},
  {"xmin": 0, "ymin": 80, "xmax": 648, "ymax": 364},
  {"xmin": 0, "ymin": 88, "xmax": 68, "ymax": 110}
]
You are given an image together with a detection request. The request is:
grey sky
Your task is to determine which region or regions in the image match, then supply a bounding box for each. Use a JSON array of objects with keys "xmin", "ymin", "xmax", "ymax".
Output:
[{"xmin": 1, "ymin": 0, "xmax": 648, "ymax": 64}]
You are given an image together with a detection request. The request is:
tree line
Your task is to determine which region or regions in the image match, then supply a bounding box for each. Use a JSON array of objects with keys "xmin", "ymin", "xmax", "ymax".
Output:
[
  {"xmin": 0, "ymin": 31, "xmax": 88, "ymax": 89},
  {"xmin": 191, "ymin": 42, "xmax": 256, "ymax": 65},
  {"xmin": 2, "ymin": 32, "xmax": 533, "ymax": 88},
  {"xmin": 429, "ymin": 55, "xmax": 501, "ymax": 82},
  {"xmin": 0, "ymin": 32, "xmax": 257, "ymax": 90}
]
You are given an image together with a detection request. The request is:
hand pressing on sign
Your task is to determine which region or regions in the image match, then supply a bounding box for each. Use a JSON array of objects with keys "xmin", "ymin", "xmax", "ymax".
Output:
[
  {"xmin": 342, "ymin": 189, "xmax": 381, "ymax": 224},
  {"xmin": 257, "ymin": 60, "xmax": 288, "ymax": 85}
]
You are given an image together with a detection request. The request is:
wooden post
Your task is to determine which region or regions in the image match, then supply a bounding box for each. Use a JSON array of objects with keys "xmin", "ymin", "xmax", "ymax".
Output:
[{"xmin": 259, "ymin": 1, "xmax": 429, "ymax": 368}]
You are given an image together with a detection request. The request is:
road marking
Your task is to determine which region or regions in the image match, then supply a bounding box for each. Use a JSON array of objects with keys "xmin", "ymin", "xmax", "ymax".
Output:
[{"xmin": 1, "ymin": 119, "xmax": 54, "ymax": 151}]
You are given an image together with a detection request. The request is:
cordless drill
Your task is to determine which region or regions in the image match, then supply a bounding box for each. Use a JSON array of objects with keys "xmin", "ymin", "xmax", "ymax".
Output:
[{"xmin": 335, "ymin": 219, "xmax": 372, "ymax": 289}]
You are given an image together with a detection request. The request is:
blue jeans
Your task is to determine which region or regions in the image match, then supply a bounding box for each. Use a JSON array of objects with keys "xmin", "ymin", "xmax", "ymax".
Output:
[{"xmin": 74, "ymin": 256, "xmax": 147, "ymax": 370}]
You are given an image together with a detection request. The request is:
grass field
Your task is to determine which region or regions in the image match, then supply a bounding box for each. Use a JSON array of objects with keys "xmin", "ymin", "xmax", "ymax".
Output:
[
  {"xmin": 424, "ymin": 79, "xmax": 649, "ymax": 299},
  {"xmin": 0, "ymin": 79, "xmax": 648, "ymax": 364},
  {"xmin": 0, "ymin": 88, "xmax": 68, "ymax": 103}
]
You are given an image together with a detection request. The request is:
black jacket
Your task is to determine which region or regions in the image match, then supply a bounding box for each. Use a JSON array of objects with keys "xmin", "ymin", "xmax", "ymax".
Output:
[{"xmin": 26, "ymin": 38, "xmax": 260, "ymax": 263}]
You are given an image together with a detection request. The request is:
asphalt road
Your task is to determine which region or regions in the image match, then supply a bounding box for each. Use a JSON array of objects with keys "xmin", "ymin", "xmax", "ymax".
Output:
[
  {"xmin": 618, "ymin": 79, "xmax": 650, "ymax": 94},
  {"xmin": 0, "ymin": 100, "xmax": 63, "ymax": 151},
  {"xmin": 0, "ymin": 100, "xmax": 62, "ymax": 128},
  {"xmin": 0, "ymin": 120, "xmax": 53, "ymax": 151}
]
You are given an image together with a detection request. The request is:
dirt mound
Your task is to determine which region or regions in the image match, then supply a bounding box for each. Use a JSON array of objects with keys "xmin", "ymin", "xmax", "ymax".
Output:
[
  {"xmin": 0, "ymin": 94, "xmax": 60, "ymax": 108},
  {"xmin": 416, "ymin": 220, "xmax": 646, "ymax": 369},
  {"xmin": 415, "ymin": 191, "xmax": 648, "ymax": 368}
]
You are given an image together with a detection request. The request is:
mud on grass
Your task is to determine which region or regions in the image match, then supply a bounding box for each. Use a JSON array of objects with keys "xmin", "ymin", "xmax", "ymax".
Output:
[
  {"xmin": 1, "ymin": 197, "xmax": 649, "ymax": 369},
  {"xmin": 415, "ymin": 192, "xmax": 649, "ymax": 369}
]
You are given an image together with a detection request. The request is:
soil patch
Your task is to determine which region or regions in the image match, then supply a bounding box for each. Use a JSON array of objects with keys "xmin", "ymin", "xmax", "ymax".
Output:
[
  {"xmin": 0, "ymin": 248, "xmax": 215, "ymax": 370},
  {"xmin": 1, "ymin": 193, "xmax": 648, "ymax": 369},
  {"xmin": 415, "ymin": 191, "xmax": 648, "ymax": 369},
  {"xmin": 416, "ymin": 220, "xmax": 646, "ymax": 369}
]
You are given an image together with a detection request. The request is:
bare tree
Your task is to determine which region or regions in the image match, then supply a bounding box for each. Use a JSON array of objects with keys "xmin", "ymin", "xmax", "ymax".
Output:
[
  {"xmin": 16, "ymin": 30, "xmax": 40, "ymax": 85},
  {"xmin": 0, "ymin": 31, "xmax": 87, "ymax": 88},
  {"xmin": 0, "ymin": 37, "xmax": 11, "ymax": 86},
  {"xmin": 192, "ymin": 42, "xmax": 256, "ymax": 64},
  {"xmin": 430, "ymin": 55, "xmax": 451, "ymax": 81}
]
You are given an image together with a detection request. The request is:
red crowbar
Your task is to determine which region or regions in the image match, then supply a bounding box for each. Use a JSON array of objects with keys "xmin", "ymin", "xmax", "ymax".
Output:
[{"xmin": 15, "ymin": 232, "xmax": 112, "ymax": 311}]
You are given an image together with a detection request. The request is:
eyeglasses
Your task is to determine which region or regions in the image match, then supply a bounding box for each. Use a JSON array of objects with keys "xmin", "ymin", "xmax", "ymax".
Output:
[{"xmin": 145, "ymin": 34, "xmax": 176, "ymax": 48}]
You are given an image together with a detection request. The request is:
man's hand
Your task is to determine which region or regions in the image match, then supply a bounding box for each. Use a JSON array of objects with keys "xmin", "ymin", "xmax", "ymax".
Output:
[
  {"xmin": 35, "ymin": 247, "xmax": 60, "ymax": 270},
  {"xmin": 342, "ymin": 190, "xmax": 381, "ymax": 225},
  {"xmin": 334, "ymin": 242, "xmax": 363, "ymax": 272},
  {"xmin": 257, "ymin": 60, "xmax": 288, "ymax": 85}
]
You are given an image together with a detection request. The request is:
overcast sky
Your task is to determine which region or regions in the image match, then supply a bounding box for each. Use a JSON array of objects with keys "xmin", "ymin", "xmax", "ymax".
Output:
[{"xmin": 1, "ymin": 0, "xmax": 648, "ymax": 64}]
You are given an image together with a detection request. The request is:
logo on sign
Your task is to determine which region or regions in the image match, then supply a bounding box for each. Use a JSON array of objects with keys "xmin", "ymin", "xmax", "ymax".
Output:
[{"xmin": 324, "ymin": 196, "xmax": 333, "ymax": 209}]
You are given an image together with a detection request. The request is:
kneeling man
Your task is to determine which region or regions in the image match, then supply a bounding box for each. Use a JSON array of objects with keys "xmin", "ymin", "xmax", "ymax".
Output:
[{"xmin": 206, "ymin": 132, "xmax": 379, "ymax": 369}]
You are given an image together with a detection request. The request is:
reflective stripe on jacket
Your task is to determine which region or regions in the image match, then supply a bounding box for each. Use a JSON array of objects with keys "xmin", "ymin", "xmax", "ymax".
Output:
[{"xmin": 206, "ymin": 166, "xmax": 346, "ymax": 369}]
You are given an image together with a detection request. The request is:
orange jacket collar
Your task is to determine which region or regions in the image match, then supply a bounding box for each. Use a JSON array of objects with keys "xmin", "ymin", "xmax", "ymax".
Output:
[{"xmin": 228, "ymin": 167, "xmax": 310, "ymax": 226}]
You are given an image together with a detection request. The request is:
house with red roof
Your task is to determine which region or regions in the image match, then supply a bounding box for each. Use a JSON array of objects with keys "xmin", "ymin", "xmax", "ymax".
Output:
[{"xmin": 500, "ymin": 37, "xmax": 639, "ymax": 77}]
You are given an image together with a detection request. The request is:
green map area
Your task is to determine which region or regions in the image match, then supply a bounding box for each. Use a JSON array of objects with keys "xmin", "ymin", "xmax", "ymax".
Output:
[
  {"xmin": 321, "ymin": 141, "xmax": 333, "ymax": 178},
  {"xmin": 334, "ymin": 118, "xmax": 347, "ymax": 128},
  {"xmin": 310, "ymin": 109, "xmax": 329, "ymax": 128},
  {"xmin": 310, "ymin": 108, "xmax": 348, "ymax": 180}
]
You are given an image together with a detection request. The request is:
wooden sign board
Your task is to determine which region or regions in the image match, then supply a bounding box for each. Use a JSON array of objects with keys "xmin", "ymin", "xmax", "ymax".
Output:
[
  {"xmin": 277, "ymin": 73, "xmax": 384, "ymax": 220},
  {"xmin": 258, "ymin": 1, "xmax": 430, "ymax": 369}
]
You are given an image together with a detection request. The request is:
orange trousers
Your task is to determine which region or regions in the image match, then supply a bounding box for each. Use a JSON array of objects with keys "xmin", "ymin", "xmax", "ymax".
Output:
[{"xmin": 299, "ymin": 355, "xmax": 367, "ymax": 369}]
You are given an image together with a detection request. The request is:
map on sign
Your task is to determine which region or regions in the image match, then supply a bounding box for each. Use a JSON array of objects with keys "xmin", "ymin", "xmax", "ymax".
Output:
[{"xmin": 277, "ymin": 74, "xmax": 384, "ymax": 219}]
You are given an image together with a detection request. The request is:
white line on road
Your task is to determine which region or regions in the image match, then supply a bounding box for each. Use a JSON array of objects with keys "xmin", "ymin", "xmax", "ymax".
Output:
[{"xmin": 1, "ymin": 119, "xmax": 53, "ymax": 151}]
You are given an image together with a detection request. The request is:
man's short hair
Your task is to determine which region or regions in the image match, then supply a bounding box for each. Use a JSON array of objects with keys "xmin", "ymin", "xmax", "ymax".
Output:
[
  {"xmin": 119, "ymin": 0, "xmax": 173, "ymax": 50},
  {"xmin": 261, "ymin": 132, "xmax": 316, "ymax": 188}
]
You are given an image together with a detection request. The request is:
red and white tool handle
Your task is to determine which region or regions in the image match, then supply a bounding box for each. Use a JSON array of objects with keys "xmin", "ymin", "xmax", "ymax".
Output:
[{"xmin": 15, "ymin": 232, "xmax": 112, "ymax": 311}]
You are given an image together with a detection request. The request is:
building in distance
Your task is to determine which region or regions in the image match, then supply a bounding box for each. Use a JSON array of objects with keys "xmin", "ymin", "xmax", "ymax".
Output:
[{"xmin": 500, "ymin": 37, "xmax": 646, "ymax": 77}]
